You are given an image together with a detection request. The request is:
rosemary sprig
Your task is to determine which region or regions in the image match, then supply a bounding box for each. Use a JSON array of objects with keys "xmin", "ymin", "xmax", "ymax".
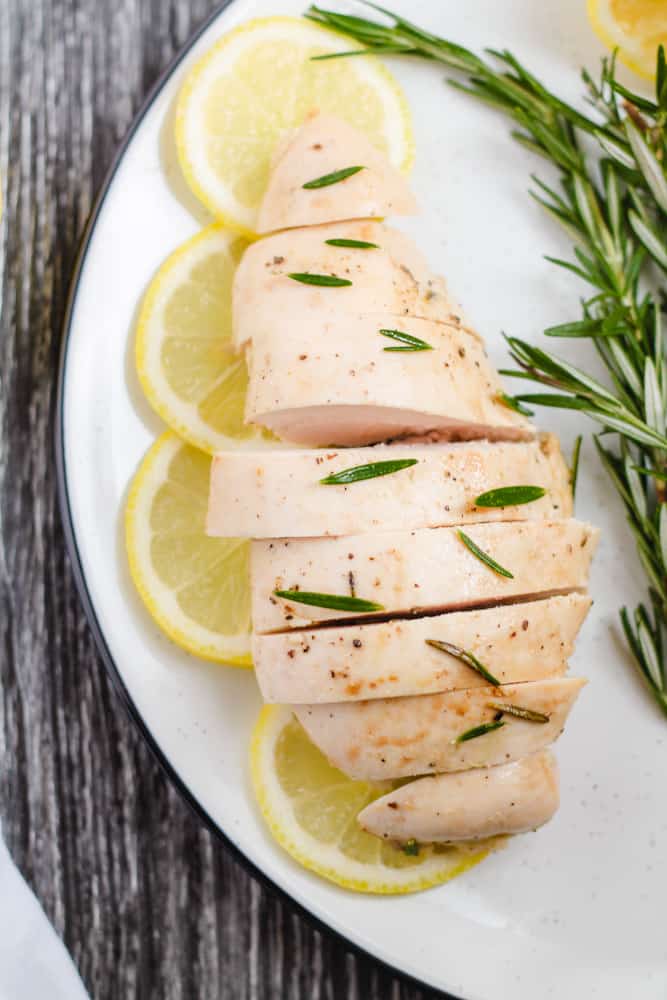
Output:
[
  {"xmin": 473, "ymin": 485, "xmax": 546, "ymax": 508},
  {"xmin": 273, "ymin": 589, "xmax": 384, "ymax": 612},
  {"xmin": 307, "ymin": 4, "xmax": 667, "ymax": 717},
  {"xmin": 379, "ymin": 328, "xmax": 433, "ymax": 351},
  {"xmin": 487, "ymin": 702, "xmax": 550, "ymax": 723},
  {"xmin": 457, "ymin": 530, "xmax": 514, "ymax": 579},
  {"xmin": 325, "ymin": 238, "xmax": 379, "ymax": 248},
  {"xmin": 288, "ymin": 273, "xmax": 352, "ymax": 287},
  {"xmin": 455, "ymin": 720, "xmax": 505, "ymax": 744},
  {"xmin": 425, "ymin": 639, "xmax": 500, "ymax": 686},
  {"xmin": 319, "ymin": 458, "xmax": 418, "ymax": 484},
  {"xmin": 303, "ymin": 165, "xmax": 365, "ymax": 188}
]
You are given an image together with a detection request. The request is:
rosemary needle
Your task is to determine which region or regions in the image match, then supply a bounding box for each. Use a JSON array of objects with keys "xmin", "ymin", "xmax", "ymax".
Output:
[
  {"xmin": 457, "ymin": 530, "xmax": 514, "ymax": 579},
  {"xmin": 379, "ymin": 328, "xmax": 433, "ymax": 352},
  {"xmin": 474, "ymin": 486, "xmax": 546, "ymax": 508},
  {"xmin": 487, "ymin": 702, "xmax": 550, "ymax": 723},
  {"xmin": 425, "ymin": 640, "xmax": 500, "ymax": 686},
  {"xmin": 320, "ymin": 459, "xmax": 418, "ymax": 485},
  {"xmin": 288, "ymin": 273, "xmax": 352, "ymax": 287},
  {"xmin": 273, "ymin": 590, "xmax": 384, "ymax": 613},
  {"xmin": 302, "ymin": 165, "xmax": 364, "ymax": 189},
  {"xmin": 496, "ymin": 392, "xmax": 534, "ymax": 417},
  {"xmin": 570, "ymin": 435, "xmax": 582, "ymax": 499},
  {"xmin": 324, "ymin": 238, "xmax": 379, "ymax": 249},
  {"xmin": 455, "ymin": 720, "xmax": 505, "ymax": 744}
]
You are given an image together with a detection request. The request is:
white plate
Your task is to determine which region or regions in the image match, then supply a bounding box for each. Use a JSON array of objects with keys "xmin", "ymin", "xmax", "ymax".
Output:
[{"xmin": 56, "ymin": 1, "xmax": 667, "ymax": 996}]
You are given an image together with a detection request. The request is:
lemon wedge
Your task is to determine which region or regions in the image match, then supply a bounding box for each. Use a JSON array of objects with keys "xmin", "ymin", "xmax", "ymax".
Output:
[
  {"xmin": 588, "ymin": 0, "xmax": 666, "ymax": 79},
  {"xmin": 251, "ymin": 705, "xmax": 493, "ymax": 894},
  {"xmin": 126, "ymin": 431, "xmax": 252, "ymax": 666},
  {"xmin": 135, "ymin": 224, "xmax": 275, "ymax": 455},
  {"xmin": 175, "ymin": 16, "xmax": 414, "ymax": 235}
]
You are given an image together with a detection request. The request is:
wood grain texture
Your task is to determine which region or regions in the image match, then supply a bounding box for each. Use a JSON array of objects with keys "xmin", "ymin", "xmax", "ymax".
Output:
[{"xmin": 0, "ymin": 2, "xmax": 440, "ymax": 998}]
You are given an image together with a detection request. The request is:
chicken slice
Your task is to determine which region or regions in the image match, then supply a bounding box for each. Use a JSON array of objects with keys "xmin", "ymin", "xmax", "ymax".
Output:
[
  {"xmin": 243, "ymin": 316, "xmax": 530, "ymax": 446},
  {"xmin": 207, "ymin": 435, "xmax": 568, "ymax": 538},
  {"xmin": 256, "ymin": 113, "xmax": 417, "ymax": 234},
  {"xmin": 251, "ymin": 519, "xmax": 599, "ymax": 633},
  {"xmin": 357, "ymin": 751, "xmax": 559, "ymax": 843},
  {"xmin": 293, "ymin": 677, "xmax": 585, "ymax": 780},
  {"xmin": 253, "ymin": 593, "xmax": 591, "ymax": 703},
  {"xmin": 232, "ymin": 221, "xmax": 463, "ymax": 351}
]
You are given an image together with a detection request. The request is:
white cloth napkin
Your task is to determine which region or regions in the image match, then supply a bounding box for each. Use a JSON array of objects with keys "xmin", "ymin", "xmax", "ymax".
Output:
[{"xmin": 0, "ymin": 829, "xmax": 89, "ymax": 1000}]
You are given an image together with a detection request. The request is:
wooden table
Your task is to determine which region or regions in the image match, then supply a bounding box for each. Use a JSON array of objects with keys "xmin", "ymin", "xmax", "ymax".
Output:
[{"xmin": 0, "ymin": 2, "xmax": 440, "ymax": 996}]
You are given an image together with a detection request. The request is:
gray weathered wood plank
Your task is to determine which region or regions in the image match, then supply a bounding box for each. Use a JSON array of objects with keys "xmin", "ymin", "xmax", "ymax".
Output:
[{"xmin": 0, "ymin": 1, "xmax": 438, "ymax": 997}]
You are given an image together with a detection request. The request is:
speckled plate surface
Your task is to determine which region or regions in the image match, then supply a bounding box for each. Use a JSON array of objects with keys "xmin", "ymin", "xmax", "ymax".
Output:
[{"xmin": 56, "ymin": 1, "xmax": 667, "ymax": 996}]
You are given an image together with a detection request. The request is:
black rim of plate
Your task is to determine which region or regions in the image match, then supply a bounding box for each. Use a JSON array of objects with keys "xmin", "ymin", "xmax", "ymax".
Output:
[{"xmin": 53, "ymin": 4, "xmax": 459, "ymax": 998}]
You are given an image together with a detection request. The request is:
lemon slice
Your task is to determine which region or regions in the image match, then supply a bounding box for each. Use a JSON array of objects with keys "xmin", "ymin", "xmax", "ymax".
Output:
[
  {"xmin": 175, "ymin": 16, "xmax": 414, "ymax": 235},
  {"xmin": 251, "ymin": 705, "xmax": 493, "ymax": 894},
  {"xmin": 136, "ymin": 224, "xmax": 274, "ymax": 455},
  {"xmin": 126, "ymin": 431, "xmax": 252, "ymax": 666},
  {"xmin": 588, "ymin": 0, "xmax": 666, "ymax": 79}
]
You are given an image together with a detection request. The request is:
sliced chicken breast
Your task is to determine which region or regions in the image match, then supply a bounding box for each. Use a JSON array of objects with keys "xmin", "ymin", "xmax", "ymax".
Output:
[
  {"xmin": 232, "ymin": 221, "xmax": 463, "ymax": 351},
  {"xmin": 357, "ymin": 751, "xmax": 559, "ymax": 843},
  {"xmin": 208, "ymin": 435, "xmax": 568, "ymax": 538},
  {"xmin": 256, "ymin": 113, "xmax": 417, "ymax": 234},
  {"xmin": 294, "ymin": 677, "xmax": 585, "ymax": 780},
  {"xmin": 243, "ymin": 315, "xmax": 530, "ymax": 446},
  {"xmin": 251, "ymin": 519, "xmax": 599, "ymax": 633},
  {"xmin": 253, "ymin": 593, "xmax": 591, "ymax": 703}
]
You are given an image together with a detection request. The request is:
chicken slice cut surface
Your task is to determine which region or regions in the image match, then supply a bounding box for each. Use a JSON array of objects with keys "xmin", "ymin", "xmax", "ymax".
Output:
[
  {"xmin": 256, "ymin": 114, "xmax": 417, "ymax": 234},
  {"xmin": 357, "ymin": 750, "xmax": 559, "ymax": 843},
  {"xmin": 208, "ymin": 435, "xmax": 568, "ymax": 538},
  {"xmin": 243, "ymin": 315, "xmax": 530, "ymax": 446},
  {"xmin": 232, "ymin": 221, "xmax": 463, "ymax": 351},
  {"xmin": 293, "ymin": 677, "xmax": 585, "ymax": 780},
  {"xmin": 253, "ymin": 593, "xmax": 591, "ymax": 703},
  {"xmin": 251, "ymin": 519, "xmax": 599, "ymax": 633}
]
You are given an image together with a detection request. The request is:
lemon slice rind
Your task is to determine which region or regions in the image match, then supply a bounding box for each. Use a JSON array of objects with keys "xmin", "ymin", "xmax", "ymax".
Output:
[
  {"xmin": 126, "ymin": 431, "xmax": 252, "ymax": 667},
  {"xmin": 135, "ymin": 225, "xmax": 273, "ymax": 456},
  {"xmin": 587, "ymin": 0, "xmax": 664, "ymax": 80},
  {"xmin": 251, "ymin": 704, "xmax": 492, "ymax": 895},
  {"xmin": 175, "ymin": 16, "xmax": 414, "ymax": 235}
]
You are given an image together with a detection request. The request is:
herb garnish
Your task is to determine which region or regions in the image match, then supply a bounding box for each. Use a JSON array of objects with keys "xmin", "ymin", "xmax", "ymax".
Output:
[
  {"xmin": 273, "ymin": 590, "xmax": 384, "ymax": 612},
  {"xmin": 474, "ymin": 485, "xmax": 546, "ymax": 508},
  {"xmin": 633, "ymin": 466, "xmax": 667, "ymax": 482},
  {"xmin": 487, "ymin": 702, "xmax": 550, "ymax": 723},
  {"xmin": 288, "ymin": 273, "xmax": 352, "ymax": 287},
  {"xmin": 455, "ymin": 720, "xmax": 505, "ymax": 744},
  {"xmin": 570, "ymin": 435, "xmax": 582, "ymax": 499},
  {"xmin": 457, "ymin": 530, "xmax": 514, "ymax": 579},
  {"xmin": 496, "ymin": 391, "xmax": 534, "ymax": 417},
  {"xmin": 402, "ymin": 839, "xmax": 420, "ymax": 856},
  {"xmin": 324, "ymin": 238, "xmax": 379, "ymax": 249},
  {"xmin": 302, "ymin": 165, "xmax": 364, "ymax": 188},
  {"xmin": 379, "ymin": 328, "xmax": 433, "ymax": 352},
  {"xmin": 305, "ymin": 7, "xmax": 667, "ymax": 716},
  {"xmin": 320, "ymin": 459, "xmax": 418, "ymax": 485},
  {"xmin": 425, "ymin": 639, "xmax": 500, "ymax": 687}
]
